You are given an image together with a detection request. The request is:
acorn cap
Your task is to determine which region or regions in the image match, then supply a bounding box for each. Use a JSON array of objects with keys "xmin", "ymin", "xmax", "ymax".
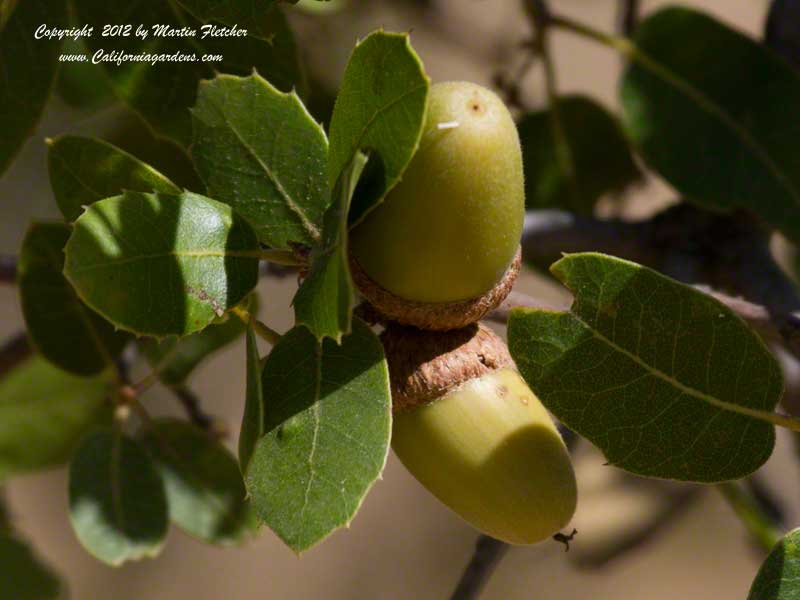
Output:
[
  {"xmin": 381, "ymin": 322, "xmax": 514, "ymax": 412},
  {"xmin": 350, "ymin": 246, "xmax": 521, "ymax": 331}
]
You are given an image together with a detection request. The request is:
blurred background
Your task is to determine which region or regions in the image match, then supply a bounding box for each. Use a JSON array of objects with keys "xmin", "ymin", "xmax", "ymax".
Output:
[{"xmin": 1, "ymin": 0, "xmax": 795, "ymax": 598}]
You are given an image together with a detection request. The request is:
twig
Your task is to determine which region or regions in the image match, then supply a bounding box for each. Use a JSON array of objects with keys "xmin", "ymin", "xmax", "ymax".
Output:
[
  {"xmin": 487, "ymin": 283, "xmax": 783, "ymax": 348},
  {"xmin": 231, "ymin": 306, "xmax": 282, "ymax": 346},
  {"xmin": 525, "ymin": 0, "xmax": 578, "ymax": 203},
  {"xmin": 169, "ymin": 384, "xmax": 215, "ymax": 432},
  {"xmin": 746, "ymin": 475, "xmax": 787, "ymax": 529},
  {"xmin": 718, "ymin": 481, "xmax": 783, "ymax": 552},
  {"xmin": 572, "ymin": 484, "xmax": 700, "ymax": 568},
  {"xmin": 0, "ymin": 333, "xmax": 31, "ymax": 380},
  {"xmin": 0, "ymin": 255, "xmax": 16, "ymax": 284},
  {"xmin": 449, "ymin": 535, "xmax": 510, "ymax": 600},
  {"xmin": 617, "ymin": 0, "xmax": 640, "ymax": 36},
  {"xmin": 521, "ymin": 206, "xmax": 800, "ymax": 360}
]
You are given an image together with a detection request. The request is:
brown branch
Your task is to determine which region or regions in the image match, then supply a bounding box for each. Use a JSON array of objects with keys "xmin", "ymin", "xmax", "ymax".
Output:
[
  {"xmin": 168, "ymin": 384, "xmax": 217, "ymax": 434},
  {"xmin": 0, "ymin": 255, "xmax": 17, "ymax": 284},
  {"xmin": 449, "ymin": 535, "xmax": 510, "ymax": 600},
  {"xmin": 488, "ymin": 285, "xmax": 785, "ymax": 348},
  {"xmin": 572, "ymin": 484, "xmax": 700, "ymax": 569},
  {"xmin": 0, "ymin": 333, "xmax": 31, "ymax": 380},
  {"xmin": 521, "ymin": 205, "xmax": 800, "ymax": 360},
  {"xmin": 617, "ymin": 0, "xmax": 640, "ymax": 36}
]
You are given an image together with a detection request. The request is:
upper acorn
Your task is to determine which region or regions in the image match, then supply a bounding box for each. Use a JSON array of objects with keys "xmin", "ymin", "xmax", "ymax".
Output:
[{"xmin": 350, "ymin": 81, "xmax": 524, "ymax": 304}]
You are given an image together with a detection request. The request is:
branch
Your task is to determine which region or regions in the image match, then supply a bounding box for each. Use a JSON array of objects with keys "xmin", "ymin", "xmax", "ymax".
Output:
[
  {"xmin": 488, "ymin": 283, "xmax": 784, "ymax": 348},
  {"xmin": 521, "ymin": 205, "xmax": 800, "ymax": 360},
  {"xmin": 0, "ymin": 255, "xmax": 17, "ymax": 284},
  {"xmin": 572, "ymin": 484, "xmax": 700, "ymax": 569},
  {"xmin": 617, "ymin": 0, "xmax": 640, "ymax": 36},
  {"xmin": 169, "ymin": 384, "xmax": 217, "ymax": 433},
  {"xmin": 0, "ymin": 333, "xmax": 31, "ymax": 380},
  {"xmin": 449, "ymin": 535, "xmax": 510, "ymax": 600}
]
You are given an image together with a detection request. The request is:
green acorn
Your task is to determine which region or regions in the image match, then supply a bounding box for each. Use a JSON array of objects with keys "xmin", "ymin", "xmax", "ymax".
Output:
[
  {"xmin": 384, "ymin": 323, "xmax": 577, "ymax": 544},
  {"xmin": 351, "ymin": 81, "xmax": 524, "ymax": 330}
]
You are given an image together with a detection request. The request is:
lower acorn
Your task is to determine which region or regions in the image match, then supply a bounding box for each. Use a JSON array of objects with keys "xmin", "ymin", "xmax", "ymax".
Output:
[{"xmin": 383, "ymin": 322, "xmax": 577, "ymax": 545}]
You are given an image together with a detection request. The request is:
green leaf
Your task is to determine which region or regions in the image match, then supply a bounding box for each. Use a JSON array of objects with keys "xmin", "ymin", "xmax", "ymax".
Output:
[
  {"xmin": 621, "ymin": 7, "xmax": 800, "ymax": 242},
  {"xmin": 327, "ymin": 30, "xmax": 429, "ymax": 225},
  {"xmin": 69, "ymin": 429, "xmax": 168, "ymax": 566},
  {"xmin": 239, "ymin": 320, "xmax": 264, "ymax": 471},
  {"xmin": 18, "ymin": 222, "xmax": 131, "ymax": 375},
  {"xmin": 64, "ymin": 190, "xmax": 260, "ymax": 337},
  {"xmin": 141, "ymin": 419, "xmax": 252, "ymax": 545},
  {"xmin": 140, "ymin": 313, "xmax": 247, "ymax": 386},
  {"xmin": 0, "ymin": 535, "xmax": 62, "ymax": 599},
  {"xmin": 73, "ymin": 1, "xmax": 304, "ymax": 146},
  {"xmin": 48, "ymin": 136, "xmax": 181, "ymax": 222},
  {"xmin": 0, "ymin": 0, "xmax": 67, "ymax": 176},
  {"xmin": 173, "ymin": 0, "xmax": 288, "ymax": 42},
  {"xmin": 518, "ymin": 95, "xmax": 641, "ymax": 213},
  {"xmin": 507, "ymin": 253, "xmax": 781, "ymax": 483},
  {"xmin": 748, "ymin": 528, "xmax": 800, "ymax": 600},
  {"xmin": 191, "ymin": 72, "xmax": 328, "ymax": 249},
  {"xmin": 246, "ymin": 318, "xmax": 391, "ymax": 552},
  {"xmin": 0, "ymin": 356, "xmax": 112, "ymax": 481},
  {"xmin": 292, "ymin": 152, "xmax": 367, "ymax": 342}
]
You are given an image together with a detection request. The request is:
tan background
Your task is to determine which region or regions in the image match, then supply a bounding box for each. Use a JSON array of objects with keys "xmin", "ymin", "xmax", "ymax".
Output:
[{"xmin": 1, "ymin": 1, "xmax": 794, "ymax": 598}]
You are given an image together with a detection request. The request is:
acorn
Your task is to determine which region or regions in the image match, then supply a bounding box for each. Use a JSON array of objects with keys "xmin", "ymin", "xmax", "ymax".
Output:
[
  {"xmin": 350, "ymin": 81, "xmax": 524, "ymax": 330},
  {"xmin": 384, "ymin": 322, "xmax": 577, "ymax": 545}
]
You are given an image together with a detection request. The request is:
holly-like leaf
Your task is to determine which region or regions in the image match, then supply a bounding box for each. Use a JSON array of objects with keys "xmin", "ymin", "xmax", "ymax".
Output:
[
  {"xmin": 68, "ymin": 429, "xmax": 168, "ymax": 566},
  {"xmin": 748, "ymin": 528, "xmax": 800, "ymax": 599},
  {"xmin": 239, "ymin": 320, "xmax": 264, "ymax": 471},
  {"xmin": 141, "ymin": 420, "xmax": 252, "ymax": 545},
  {"xmin": 64, "ymin": 191, "xmax": 260, "ymax": 337},
  {"xmin": 18, "ymin": 222, "xmax": 131, "ymax": 375},
  {"xmin": 766, "ymin": 0, "xmax": 800, "ymax": 69},
  {"xmin": 621, "ymin": 7, "xmax": 800, "ymax": 242},
  {"xmin": 0, "ymin": 356, "xmax": 112, "ymax": 481},
  {"xmin": 508, "ymin": 253, "xmax": 782, "ymax": 483},
  {"xmin": 518, "ymin": 95, "xmax": 641, "ymax": 213},
  {"xmin": 0, "ymin": 0, "xmax": 67, "ymax": 176},
  {"xmin": 327, "ymin": 30, "xmax": 429, "ymax": 225},
  {"xmin": 48, "ymin": 136, "xmax": 180, "ymax": 222},
  {"xmin": 246, "ymin": 318, "xmax": 391, "ymax": 552},
  {"xmin": 74, "ymin": 0, "xmax": 304, "ymax": 146},
  {"xmin": 0, "ymin": 535, "xmax": 62, "ymax": 599},
  {"xmin": 292, "ymin": 153, "xmax": 367, "ymax": 342},
  {"xmin": 173, "ymin": 0, "xmax": 288, "ymax": 42},
  {"xmin": 191, "ymin": 73, "xmax": 328, "ymax": 249},
  {"xmin": 140, "ymin": 312, "xmax": 247, "ymax": 386}
]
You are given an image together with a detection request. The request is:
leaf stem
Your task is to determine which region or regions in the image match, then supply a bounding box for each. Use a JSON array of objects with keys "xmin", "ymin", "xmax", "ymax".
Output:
[
  {"xmin": 449, "ymin": 535, "xmax": 510, "ymax": 600},
  {"xmin": 231, "ymin": 306, "xmax": 281, "ymax": 346},
  {"xmin": 717, "ymin": 481, "xmax": 783, "ymax": 552},
  {"xmin": 547, "ymin": 14, "xmax": 635, "ymax": 56},
  {"xmin": 257, "ymin": 249, "xmax": 305, "ymax": 267}
]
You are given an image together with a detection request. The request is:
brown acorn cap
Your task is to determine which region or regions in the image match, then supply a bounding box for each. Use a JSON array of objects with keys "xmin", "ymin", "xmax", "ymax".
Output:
[
  {"xmin": 381, "ymin": 322, "xmax": 514, "ymax": 412},
  {"xmin": 350, "ymin": 246, "xmax": 521, "ymax": 331}
]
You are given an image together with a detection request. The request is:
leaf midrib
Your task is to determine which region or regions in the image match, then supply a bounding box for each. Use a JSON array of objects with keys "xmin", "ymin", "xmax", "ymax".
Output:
[
  {"xmin": 628, "ymin": 43, "xmax": 800, "ymax": 205},
  {"xmin": 574, "ymin": 312, "xmax": 776, "ymax": 424},
  {"xmin": 203, "ymin": 91, "xmax": 322, "ymax": 243},
  {"xmin": 67, "ymin": 249, "xmax": 259, "ymax": 275}
]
